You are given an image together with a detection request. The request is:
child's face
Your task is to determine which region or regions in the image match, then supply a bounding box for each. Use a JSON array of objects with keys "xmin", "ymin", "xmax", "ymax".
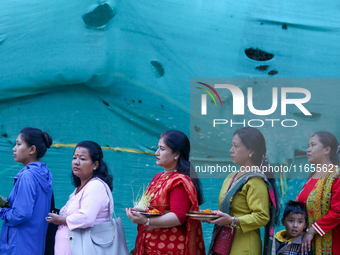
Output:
[{"xmin": 282, "ymin": 212, "xmax": 306, "ymax": 240}]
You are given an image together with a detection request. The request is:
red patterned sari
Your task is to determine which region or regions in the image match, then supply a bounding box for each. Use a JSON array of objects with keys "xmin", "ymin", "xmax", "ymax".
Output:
[{"xmin": 134, "ymin": 172, "xmax": 205, "ymax": 255}]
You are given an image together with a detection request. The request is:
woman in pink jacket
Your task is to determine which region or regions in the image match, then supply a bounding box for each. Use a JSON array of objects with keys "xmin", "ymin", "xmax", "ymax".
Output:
[{"xmin": 47, "ymin": 141, "xmax": 113, "ymax": 255}]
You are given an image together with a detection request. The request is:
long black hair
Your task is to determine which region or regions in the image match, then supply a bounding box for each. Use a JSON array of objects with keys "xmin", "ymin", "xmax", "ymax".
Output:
[
  {"xmin": 234, "ymin": 127, "xmax": 280, "ymax": 226},
  {"xmin": 160, "ymin": 130, "xmax": 204, "ymax": 205},
  {"xmin": 20, "ymin": 127, "xmax": 52, "ymax": 159},
  {"xmin": 71, "ymin": 141, "xmax": 113, "ymax": 191},
  {"xmin": 313, "ymin": 131, "xmax": 340, "ymax": 165}
]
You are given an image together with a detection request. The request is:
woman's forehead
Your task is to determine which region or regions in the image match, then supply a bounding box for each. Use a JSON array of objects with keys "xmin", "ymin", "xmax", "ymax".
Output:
[
  {"xmin": 75, "ymin": 146, "xmax": 89, "ymax": 155},
  {"xmin": 309, "ymin": 135, "xmax": 320, "ymax": 143},
  {"xmin": 158, "ymin": 137, "xmax": 165, "ymax": 145}
]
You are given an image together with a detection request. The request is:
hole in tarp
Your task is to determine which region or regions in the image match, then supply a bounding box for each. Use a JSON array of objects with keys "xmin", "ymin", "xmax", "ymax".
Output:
[
  {"xmin": 268, "ymin": 70, "xmax": 278, "ymax": 75},
  {"xmin": 282, "ymin": 24, "xmax": 287, "ymax": 30},
  {"xmin": 103, "ymin": 100, "xmax": 109, "ymax": 106},
  {"xmin": 293, "ymin": 112, "xmax": 321, "ymax": 120},
  {"xmin": 256, "ymin": 65, "xmax": 269, "ymax": 71},
  {"xmin": 245, "ymin": 48, "xmax": 274, "ymax": 61},
  {"xmin": 151, "ymin": 61, "xmax": 164, "ymax": 77},
  {"xmin": 82, "ymin": 3, "xmax": 115, "ymax": 28}
]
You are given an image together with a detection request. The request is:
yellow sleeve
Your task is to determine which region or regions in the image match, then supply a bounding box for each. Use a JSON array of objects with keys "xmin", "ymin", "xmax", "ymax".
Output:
[
  {"xmin": 218, "ymin": 174, "xmax": 236, "ymax": 208},
  {"xmin": 238, "ymin": 178, "xmax": 270, "ymax": 233}
]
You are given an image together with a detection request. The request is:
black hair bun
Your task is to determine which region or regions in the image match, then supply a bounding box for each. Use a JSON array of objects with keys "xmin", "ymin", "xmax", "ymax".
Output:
[{"xmin": 43, "ymin": 132, "xmax": 53, "ymax": 148}]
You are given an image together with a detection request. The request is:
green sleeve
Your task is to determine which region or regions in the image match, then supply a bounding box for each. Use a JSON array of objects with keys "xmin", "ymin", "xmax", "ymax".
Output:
[{"xmin": 238, "ymin": 178, "xmax": 270, "ymax": 233}]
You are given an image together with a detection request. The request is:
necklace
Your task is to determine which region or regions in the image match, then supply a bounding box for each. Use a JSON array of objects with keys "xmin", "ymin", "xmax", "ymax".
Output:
[
  {"xmin": 148, "ymin": 170, "xmax": 177, "ymax": 200},
  {"xmin": 75, "ymin": 178, "xmax": 92, "ymax": 194},
  {"xmin": 160, "ymin": 169, "xmax": 177, "ymax": 177}
]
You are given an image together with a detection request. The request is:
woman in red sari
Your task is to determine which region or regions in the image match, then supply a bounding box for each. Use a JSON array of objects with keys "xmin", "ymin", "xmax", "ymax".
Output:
[
  {"xmin": 296, "ymin": 131, "xmax": 340, "ymax": 255},
  {"xmin": 126, "ymin": 130, "xmax": 205, "ymax": 255}
]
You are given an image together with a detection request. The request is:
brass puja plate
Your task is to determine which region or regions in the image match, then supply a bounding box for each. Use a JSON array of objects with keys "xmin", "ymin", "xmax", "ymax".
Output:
[
  {"xmin": 140, "ymin": 212, "xmax": 162, "ymax": 217},
  {"xmin": 186, "ymin": 213, "xmax": 219, "ymax": 220},
  {"xmin": 188, "ymin": 210, "xmax": 216, "ymax": 215}
]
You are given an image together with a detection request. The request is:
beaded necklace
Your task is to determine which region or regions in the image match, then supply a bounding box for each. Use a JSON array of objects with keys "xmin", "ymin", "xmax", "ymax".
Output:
[{"xmin": 75, "ymin": 177, "xmax": 92, "ymax": 195}]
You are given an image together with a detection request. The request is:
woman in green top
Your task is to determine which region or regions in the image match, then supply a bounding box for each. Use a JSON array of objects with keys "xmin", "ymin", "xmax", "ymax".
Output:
[{"xmin": 207, "ymin": 127, "xmax": 280, "ymax": 255}]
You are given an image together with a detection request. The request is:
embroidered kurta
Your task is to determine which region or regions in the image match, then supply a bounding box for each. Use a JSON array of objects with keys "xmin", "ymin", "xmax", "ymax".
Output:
[
  {"xmin": 217, "ymin": 172, "xmax": 270, "ymax": 255},
  {"xmin": 296, "ymin": 168, "xmax": 340, "ymax": 255},
  {"xmin": 54, "ymin": 178, "xmax": 113, "ymax": 255}
]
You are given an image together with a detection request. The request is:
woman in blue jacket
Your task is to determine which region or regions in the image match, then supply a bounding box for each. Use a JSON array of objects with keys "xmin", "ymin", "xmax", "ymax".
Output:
[{"xmin": 0, "ymin": 127, "xmax": 53, "ymax": 255}]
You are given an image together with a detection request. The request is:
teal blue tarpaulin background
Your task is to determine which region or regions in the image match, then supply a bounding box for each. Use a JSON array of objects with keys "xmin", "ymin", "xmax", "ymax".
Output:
[{"xmin": 0, "ymin": 0, "xmax": 340, "ymax": 253}]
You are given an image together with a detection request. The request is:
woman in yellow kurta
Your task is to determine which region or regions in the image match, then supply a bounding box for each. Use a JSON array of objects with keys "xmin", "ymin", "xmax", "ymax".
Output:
[{"xmin": 207, "ymin": 127, "xmax": 280, "ymax": 255}]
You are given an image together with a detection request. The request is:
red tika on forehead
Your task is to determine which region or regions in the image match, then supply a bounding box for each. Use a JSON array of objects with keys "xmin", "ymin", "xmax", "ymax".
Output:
[{"xmin": 75, "ymin": 147, "xmax": 82, "ymax": 156}]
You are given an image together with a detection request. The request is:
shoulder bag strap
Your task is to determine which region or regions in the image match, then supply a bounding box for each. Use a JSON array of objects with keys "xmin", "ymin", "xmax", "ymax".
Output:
[{"xmin": 78, "ymin": 178, "xmax": 116, "ymax": 220}]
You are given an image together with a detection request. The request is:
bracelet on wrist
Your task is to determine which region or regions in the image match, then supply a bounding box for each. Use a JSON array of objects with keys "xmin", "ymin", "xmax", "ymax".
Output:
[
  {"xmin": 144, "ymin": 217, "xmax": 150, "ymax": 226},
  {"xmin": 306, "ymin": 228, "xmax": 315, "ymax": 236},
  {"xmin": 229, "ymin": 216, "xmax": 237, "ymax": 227}
]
